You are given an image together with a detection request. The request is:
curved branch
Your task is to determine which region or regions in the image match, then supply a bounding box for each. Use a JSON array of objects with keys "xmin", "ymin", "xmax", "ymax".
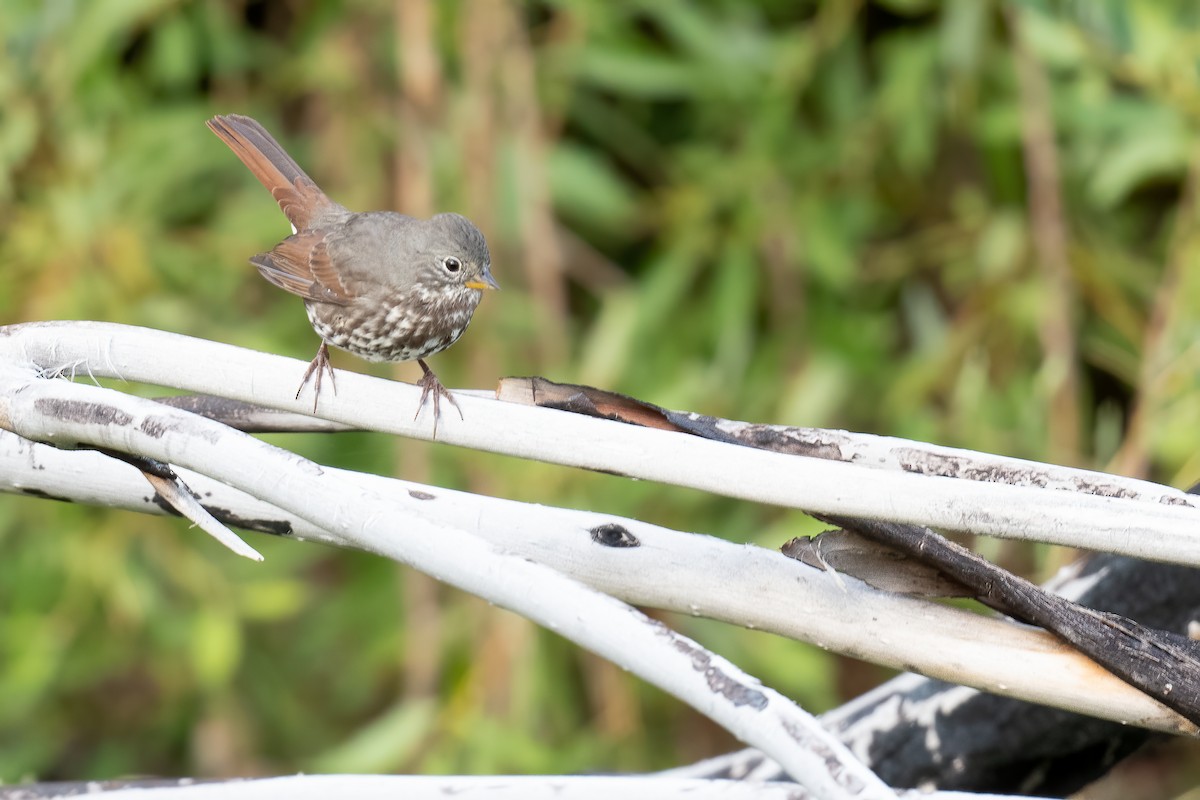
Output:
[
  {"xmin": 0, "ymin": 428, "xmax": 1191, "ymax": 734},
  {"xmin": 0, "ymin": 363, "xmax": 893, "ymax": 799},
  {"xmin": 0, "ymin": 322, "xmax": 1198, "ymax": 565}
]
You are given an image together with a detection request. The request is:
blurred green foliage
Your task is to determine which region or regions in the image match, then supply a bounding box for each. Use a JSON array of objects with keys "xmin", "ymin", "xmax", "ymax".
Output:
[{"xmin": 3, "ymin": 0, "xmax": 1200, "ymax": 787}]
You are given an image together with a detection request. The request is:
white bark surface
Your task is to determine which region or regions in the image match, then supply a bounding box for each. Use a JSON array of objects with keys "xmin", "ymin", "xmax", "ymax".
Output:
[
  {"xmin": 0, "ymin": 362, "xmax": 894, "ymax": 800},
  {"xmin": 1, "ymin": 321, "xmax": 1198, "ymax": 564},
  {"xmin": 1, "ymin": 429, "xmax": 1190, "ymax": 734},
  {"xmin": 4, "ymin": 319, "xmax": 1198, "ymax": 798},
  {"xmin": 13, "ymin": 775, "xmax": 1041, "ymax": 800}
]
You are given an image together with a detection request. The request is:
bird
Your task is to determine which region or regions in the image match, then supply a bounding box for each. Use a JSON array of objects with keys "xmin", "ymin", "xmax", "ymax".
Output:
[{"xmin": 206, "ymin": 114, "xmax": 499, "ymax": 431}]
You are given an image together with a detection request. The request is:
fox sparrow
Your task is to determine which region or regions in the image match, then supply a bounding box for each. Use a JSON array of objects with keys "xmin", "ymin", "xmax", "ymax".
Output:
[{"xmin": 206, "ymin": 114, "xmax": 499, "ymax": 429}]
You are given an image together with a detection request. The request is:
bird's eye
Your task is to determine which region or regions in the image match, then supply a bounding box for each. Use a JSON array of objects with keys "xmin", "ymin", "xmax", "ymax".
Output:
[{"xmin": 442, "ymin": 256, "xmax": 462, "ymax": 273}]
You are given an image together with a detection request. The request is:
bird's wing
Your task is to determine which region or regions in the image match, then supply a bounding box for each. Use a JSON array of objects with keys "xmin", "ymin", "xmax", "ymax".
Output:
[{"xmin": 250, "ymin": 230, "xmax": 354, "ymax": 305}]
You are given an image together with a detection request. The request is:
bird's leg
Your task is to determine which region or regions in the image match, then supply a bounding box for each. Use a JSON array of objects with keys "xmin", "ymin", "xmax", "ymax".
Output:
[
  {"xmin": 414, "ymin": 358, "xmax": 464, "ymax": 437},
  {"xmin": 295, "ymin": 342, "xmax": 337, "ymax": 413}
]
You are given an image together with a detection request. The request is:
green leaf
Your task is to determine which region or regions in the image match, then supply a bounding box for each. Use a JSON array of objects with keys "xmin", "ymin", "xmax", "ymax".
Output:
[
  {"xmin": 549, "ymin": 144, "xmax": 639, "ymax": 241},
  {"xmin": 1088, "ymin": 116, "xmax": 1189, "ymax": 207},
  {"xmin": 312, "ymin": 700, "xmax": 437, "ymax": 773},
  {"xmin": 574, "ymin": 47, "xmax": 696, "ymax": 98},
  {"xmin": 189, "ymin": 609, "xmax": 241, "ymax": 689}
]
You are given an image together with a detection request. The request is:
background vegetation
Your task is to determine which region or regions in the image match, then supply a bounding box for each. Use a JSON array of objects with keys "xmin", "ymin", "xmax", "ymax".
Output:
[{"xmin": 3, "ymin": 0, "xmax": 1200, "ymax": 793}]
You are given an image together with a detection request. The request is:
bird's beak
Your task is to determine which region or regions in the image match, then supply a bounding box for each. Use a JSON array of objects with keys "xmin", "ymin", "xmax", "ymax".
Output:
[{"xmin": 465, "ymin": 265, "xmax": 500, "ymax": 291}]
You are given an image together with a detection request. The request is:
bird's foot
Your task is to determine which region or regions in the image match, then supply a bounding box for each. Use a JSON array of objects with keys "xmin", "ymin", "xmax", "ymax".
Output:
[
  {"xmin": 414, "ymin": 359, "xmax": 463, "ymax": 438},
  {"xmin": 296, "ymin": 342, "xmax": 337, "ymax": 413}
]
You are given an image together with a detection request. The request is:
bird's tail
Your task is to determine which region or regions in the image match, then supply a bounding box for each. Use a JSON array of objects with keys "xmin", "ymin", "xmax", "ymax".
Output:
[{"xmin": 207, "ymin": 114, "xmax": 337, "ymax": 231}]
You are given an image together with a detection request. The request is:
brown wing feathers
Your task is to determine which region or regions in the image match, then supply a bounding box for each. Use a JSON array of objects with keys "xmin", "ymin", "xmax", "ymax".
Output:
[
  {"xmin": 206, "ymin": 114, "xmax": 333, "ymax": 231},
  {"xmin": 250, "ymin": 233, "xmax": 351, "ymax": 305}
]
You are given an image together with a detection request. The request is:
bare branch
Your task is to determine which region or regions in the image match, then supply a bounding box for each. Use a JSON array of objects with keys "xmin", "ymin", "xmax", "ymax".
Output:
[
  {"xmin": 0, "ymin": 362, "xmax": 893, "ymax": 799},
  {"xmin": 0, "ymin": 774, "xmax": 1041, "ymax": 800},
  {"xmin": 1, "ymin": 322, "xmax": 1199, "ymax": 565},
  {"xmin": 1, "ymin": 428, "xmax": 1192, "ymax": 734}
]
